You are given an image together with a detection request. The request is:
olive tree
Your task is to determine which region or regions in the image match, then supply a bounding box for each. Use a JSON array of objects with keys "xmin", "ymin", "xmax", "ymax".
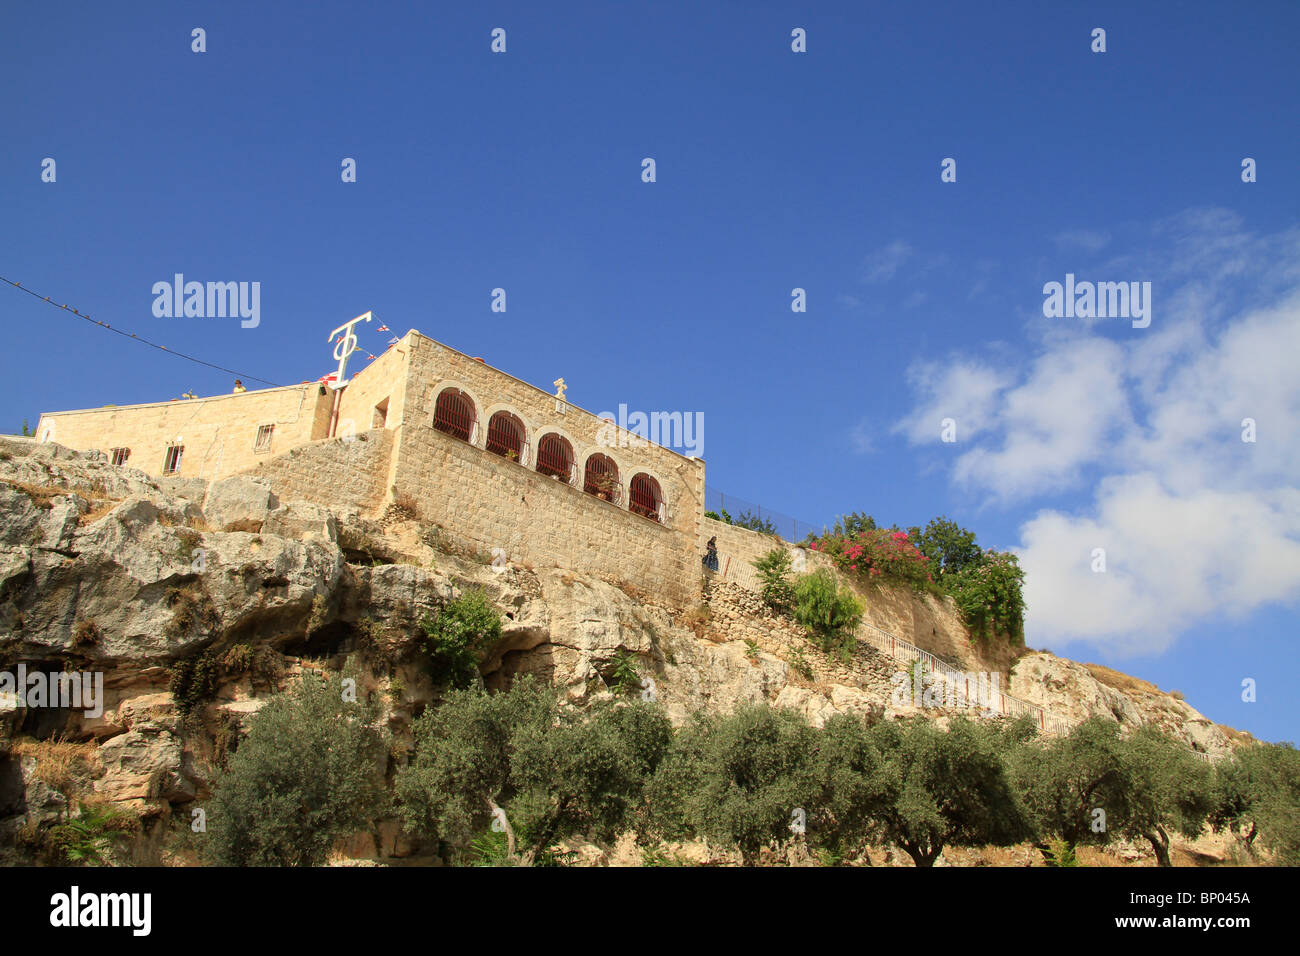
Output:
[
  {"xmin": 205, "ymin": 670, "xmax": 389, "ymax": 866},
  {"xmin": 862, "ymin": 715, "xmax": 1033, "ymax": 866}
]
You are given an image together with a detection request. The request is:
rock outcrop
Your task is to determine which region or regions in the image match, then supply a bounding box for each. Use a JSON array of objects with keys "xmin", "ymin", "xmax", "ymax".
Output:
[{"xmin": 0, "ymin": 437, "xmax": 1244, "ymax": 862}]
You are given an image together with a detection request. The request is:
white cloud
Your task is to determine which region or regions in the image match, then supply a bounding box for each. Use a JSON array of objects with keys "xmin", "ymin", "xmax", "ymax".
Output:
[
  {"xmin": 950, "ymin": 338, "xmax": 1131, "ymax": 501},
  {"xmin": 897, "ymin": 212, "xmax": 1300, "ymax": 655},
  {"xmin": 863, "ymin": 240, "xmax": 913, "ymax": 284},
  {"xmin": 1053, "ymin": 228, "xmax": 1111, "ymax": 252},
  {"xmin": 892, "ymin": 360, "xmax": 1012, "ymax": 446},
  {"xmin": 1018, "ymin": 476, "xmax": 1300, "ymax": 655}
]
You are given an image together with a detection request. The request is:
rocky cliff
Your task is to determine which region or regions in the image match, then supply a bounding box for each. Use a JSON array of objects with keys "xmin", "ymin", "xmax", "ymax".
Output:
[{"xmin": 0, "ymin": 436, "xmax": 1245, "ymax": 863}]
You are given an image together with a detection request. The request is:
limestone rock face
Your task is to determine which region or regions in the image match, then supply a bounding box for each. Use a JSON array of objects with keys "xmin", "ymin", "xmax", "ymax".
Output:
[
  {"xmin": 0, "ymin": 438, "xmax": 1247, "ymax": 861},
  {"xmin": 202, "ymin": 475, "xmax": 279, "ymax": 531},
  {"xmin": 95, "ymin": 727, "xmax": 193, "ymax": 802},
  {"xmin": 1009, "ymin": 653, "xmax": 1231, "ymax": 756}
]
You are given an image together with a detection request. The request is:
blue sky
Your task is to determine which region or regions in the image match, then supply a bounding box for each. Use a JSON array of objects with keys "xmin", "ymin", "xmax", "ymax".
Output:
[{"xmin": 3, "ymin": 1, "xmax": 1297, "ymax": 742}]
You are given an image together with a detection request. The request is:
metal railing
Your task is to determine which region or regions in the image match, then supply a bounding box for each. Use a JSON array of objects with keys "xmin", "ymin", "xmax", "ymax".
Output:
[
  {"xmin": 629, "ymin": 474, "xmax": 665, "ymax": 523},
  {"xmin": 536, "ymin": 435, "xmax": 576, "ymax": 484},
  {"xmin": 708, "ymin": 550, "xmax": 765, "ymax": 592},
  {"xmin": 485, "ymin": 413, "xmax": 529, "ymax": 465},
  {"xmin": 705, "ymin": 486, "xmax": 822, "ymax": 543},
  {"xmin": 583, "ymin": 455, "xmax": 623, "ymax": 505},
  {"xmin": 433, "ymin": 390, "xmax": 477, "ymax": 444}
]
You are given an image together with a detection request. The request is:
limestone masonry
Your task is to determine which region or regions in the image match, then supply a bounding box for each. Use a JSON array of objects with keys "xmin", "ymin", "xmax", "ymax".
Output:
[{"xmin": 37, "ymin": 331, "xmax": 707, "ymax": 605}]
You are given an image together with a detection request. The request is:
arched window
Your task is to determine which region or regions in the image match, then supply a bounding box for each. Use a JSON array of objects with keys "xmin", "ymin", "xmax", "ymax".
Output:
[
  {"xmin": 629, "ymin": 473, "xmax": 665, "ymax": 522},
  {"xmin": 433, "ymin": 388, "xmax": 477, "ymax": 443},
  {"xmin": 535, "ymin": 433, "xmax": 574, "ymax": 482},
  {"xmin": 485, "ymin": 411, "xmax": 528, "ymax": 464},
  {"xmin": 583, "ymin": 454, "xmax": 622, "ymax": 504}
]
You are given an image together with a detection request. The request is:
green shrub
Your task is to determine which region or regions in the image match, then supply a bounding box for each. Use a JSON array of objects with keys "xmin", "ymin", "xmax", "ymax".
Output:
[
  {"xmin": 1040, "ymin": 838, "xmax": 1078, "ymax": 867},
  {"xmin": 204, "ymin": 670, "xmax": 390, "ymax": 866},
  {"xmin": 48, "ymin": 804, "xmax": 137, "ymax": 866},
  {"xmin": 907, "ymin": 516, "xmax": 982, "ymax": 579},
  {"xmin": 859, "ymin": 716, "xmax": 1034, "ymax": 866},
  {"xmin": 787, "ymin": 647, "xmax": 814, "ymax": 680},
  {"xmin": 608, "ymin": 651, "xmax": 642, "ymax": 696},
  {"xmin": 751, "ymin": 547, "xmax": 794, "ymax": 612},
  {"xmin": 946, "ymin": 551, "xmax": 1026, "ymax": 644},
  {"xmin": 733, "ymin": 509, "xmax": 778, "ymax": 535},
  {"xmin": 397, "ymin": 678, "xmax": 670, "ymax": 864},
  {"xmin": 648, "ymin": 705, "xmax": 822, "ymax": 864},
  {"xmin": 170, "ymin": 652, "xmax": 222, "ymax": 716},
  {"xmin": 791, "ymin": 570, "xmax": 864, "ymax": 662},
  {"xmin": 1210, "ymin": 742, "xmax": 1300, "ymax": 865},
  {"xmin": 418, "ymin": 588, "xmax": 502, "ymax": 688}
]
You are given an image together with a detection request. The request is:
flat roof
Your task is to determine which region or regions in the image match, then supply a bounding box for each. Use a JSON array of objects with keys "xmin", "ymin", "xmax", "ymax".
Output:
[
  {"xmin": 406, "ymin": 330, "xmax": 703, "ymax": 464},
  {"xmin": 38, "ymin": 328, "xmax": 704, "ymax": 464},
  {"xmin": 41, "ymin": 381, "xmax": 322, "ymax": 418}
]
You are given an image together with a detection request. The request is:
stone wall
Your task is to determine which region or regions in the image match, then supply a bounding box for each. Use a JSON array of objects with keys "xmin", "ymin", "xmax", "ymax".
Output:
[
  {"xmin": 34, "ymin": 384, "xmax": 333, "ymax": 482},
  {"xmin": 699, "ymin": 515, "xmax": 1015, "ymax": 673},
  {"xmin": 245, "ymin": 428, "xmax": 395, "ymax": 516},
  {"xmin": 395, "ymin": 332, "xmax": 706, "ymax": 542},
  {"xmin": 334, "ymin": 339, "xmax": 410, "ymax": 439},
  {"xmin": 393, "ymin": 425, "xmax": 698, "ymax": 605},
  {"xmin": 32, "ymin": 329, "xmax": 713, "ymax": 605},
  {"xmin": 700, "ymin": 515, "xmax": 804, "ymax": 588}
]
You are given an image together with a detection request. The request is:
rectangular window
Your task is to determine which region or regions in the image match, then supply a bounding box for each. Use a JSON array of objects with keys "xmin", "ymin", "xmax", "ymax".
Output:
[
  {"xmin": 254, "ymin": 424, "xmax": 274, "ymax": 451},
  {"xmin": 110, "ymin": 447, "xmax": 130, "ymax": 466},
  {"xmin": 163, "ymin": 444, "xmax": 183, "ymax": 474}
]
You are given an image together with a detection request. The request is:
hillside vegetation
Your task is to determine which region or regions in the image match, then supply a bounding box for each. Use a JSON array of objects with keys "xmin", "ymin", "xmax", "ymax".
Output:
[{"xmin": 0, "ymin": 437, "xmax": 1291, "ymax": 867}]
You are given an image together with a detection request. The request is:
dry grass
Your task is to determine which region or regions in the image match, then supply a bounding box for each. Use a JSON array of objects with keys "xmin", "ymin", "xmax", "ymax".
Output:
[
  {"xmin": 221, "ymin": 517, "xmax": 264, "ymax": 533},
  {"xmin": 10, "ymin": 737, "xmax": 100, "ymax": 794},
  {"xmin": 1218, "ymin": 723, "xmax": 1255, "ymax": 746},
  {"xmin": 166, "ymin": 582, "xmax": 221, "ymax": 635},
  {"xmin": 1083, "ymin": 662, "xmax": 1162, "ymax": 696},
  {"xmin": 71, "ymin": 619, "xmax": 102, "ymax": 647},
  {"xmin": 387, "ymin": 491, "xmax": 422, "ymax": 521},
  {"xmin": 2, "ymin": 478, "xmax": 118, "ymax": 519},
  {"xmin": 680, "ymin": 604, "xmax": 711, "ymax": 639},
  {"xmin": 77, "ymin": 498, "xmax": 120, "ymax": 526},
  {"xmin": 617, "ymin": 580, "xmax": 653, "ymax": 605}
]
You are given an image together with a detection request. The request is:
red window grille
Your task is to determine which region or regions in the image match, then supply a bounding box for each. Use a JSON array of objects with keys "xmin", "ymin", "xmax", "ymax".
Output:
[
  {"xmin": 536, "ymin": 433, "xmax": 574, "ymax": 482},
  {"xmin": 485, "ymin": 411, "xmax": 527, "ymax": 464},
  {"xmin": 629, "ymin": 474, "xmax": 664, "ymax": 522},
  {"xmin": 433, "ymin": 389, "xmax": 476, "ymax": 442},
  {"xmin": 584, "ymin": 454, "xmax": 622, "ymax": 504}
]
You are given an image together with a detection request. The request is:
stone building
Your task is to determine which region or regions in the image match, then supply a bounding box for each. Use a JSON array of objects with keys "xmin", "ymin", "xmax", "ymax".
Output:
[{"xmin": 36, "ymin": 330, "xmax": 707, "ymax": 604}]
